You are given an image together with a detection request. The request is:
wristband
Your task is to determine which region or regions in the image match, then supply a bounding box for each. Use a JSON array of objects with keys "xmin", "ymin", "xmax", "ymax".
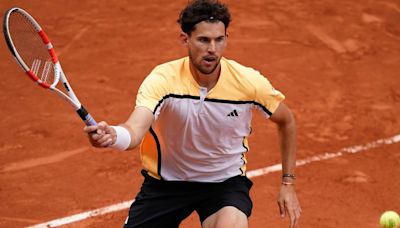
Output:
[{"xmin": 109, "ymin": 126, "xmax": 131, "ymax": 151}]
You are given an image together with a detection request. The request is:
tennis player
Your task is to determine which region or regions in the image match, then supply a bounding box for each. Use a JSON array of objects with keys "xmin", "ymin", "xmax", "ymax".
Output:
[{"xmin": 85, "ymin": 0, "xmax": 301, "ymax": 227}]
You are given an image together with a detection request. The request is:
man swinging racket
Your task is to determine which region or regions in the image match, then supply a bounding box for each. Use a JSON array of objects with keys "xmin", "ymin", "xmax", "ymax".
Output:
[{"xmin": 85, "ymin": 0, "xmax": 301, "ymax": 227}]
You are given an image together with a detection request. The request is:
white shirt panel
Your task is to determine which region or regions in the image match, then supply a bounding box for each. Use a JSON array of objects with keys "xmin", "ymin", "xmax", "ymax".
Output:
[{"xmin": 154, "ymin": 96, "xmax": 252, "ymax": 182}]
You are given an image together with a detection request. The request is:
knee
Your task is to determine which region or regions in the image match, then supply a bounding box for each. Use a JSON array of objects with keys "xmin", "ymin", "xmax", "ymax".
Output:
[{"xmin": 203, "ymin": 206, "xmax": 248, "ymax": 228}]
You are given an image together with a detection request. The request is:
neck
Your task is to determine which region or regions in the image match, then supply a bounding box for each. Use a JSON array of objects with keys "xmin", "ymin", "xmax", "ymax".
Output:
[{"xmin": 189, "ymin": 61, "xmax": 221, "ymax": 91}]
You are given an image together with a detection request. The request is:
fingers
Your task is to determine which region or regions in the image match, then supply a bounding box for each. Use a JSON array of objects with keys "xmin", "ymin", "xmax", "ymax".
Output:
[
  {"xmin": 278, "ymin": 200, "xmax": 299, "ymax": 228},
  {"xmin": 288, "ymin": 206, "xmax": 296, "ymax": 228},
  {"xmin": 91, "ymin": 131, "xmax": 112, "ymax": 146},
  {"xmin": 278, "ymin": 187, "xmax": 302, "ymax": 228},
  {"xmin": 84, "ymin": 121, "xmax": 113, "ymax": 148},
  {"xmin": 277, "ymin": 200, "xmax": 286, "ymax": 218},
  {"xmin": 83, "ymin": 125, "xmax": 98, "ymax": 134},
  {"xmin": 286, "ymin": 199, "xmax": 301, "ymax": 228}
]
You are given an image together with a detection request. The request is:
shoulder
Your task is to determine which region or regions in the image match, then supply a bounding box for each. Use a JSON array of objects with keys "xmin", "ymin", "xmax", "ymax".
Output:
[
  {"xmin": 223, "ymin": 58, "xmax": 271, "ymax": 88},
  {"xmin": 142, "ymin": 57, "xmax": 186, "ymax": 86},
  {"xmin": 152, "ymin": 57, "xmax": 186, "ymax": 76}
]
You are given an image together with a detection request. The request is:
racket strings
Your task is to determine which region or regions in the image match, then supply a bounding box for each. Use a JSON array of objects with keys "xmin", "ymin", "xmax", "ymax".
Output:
[{"xmin": 8, "ymin": 11, "xmax": 56, "ymax": 86}]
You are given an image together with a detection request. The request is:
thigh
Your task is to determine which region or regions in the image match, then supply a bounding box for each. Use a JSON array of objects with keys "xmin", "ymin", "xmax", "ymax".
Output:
[
  {"xmin": 196, "ymin": 175, "xmax": 254, "ymax": 225},
  {"xmin": 202, "ymin": 206, "xmax": 248, "ymax": 228},
  {"xmin": 124, "ymin": 173, "xmax": 195, "ymax": 228}
]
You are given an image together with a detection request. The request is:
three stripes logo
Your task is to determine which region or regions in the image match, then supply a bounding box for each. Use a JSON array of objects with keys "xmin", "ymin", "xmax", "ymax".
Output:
[{"xmin": 227, "ymin": 109, "xmax": 239, "ymax": 117}]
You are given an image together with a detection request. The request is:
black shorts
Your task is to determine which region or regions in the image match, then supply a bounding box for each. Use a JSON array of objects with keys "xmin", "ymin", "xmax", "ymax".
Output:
[{"xmin": 124, "ymin": 170, "xmax": 253, "ymax": 228}]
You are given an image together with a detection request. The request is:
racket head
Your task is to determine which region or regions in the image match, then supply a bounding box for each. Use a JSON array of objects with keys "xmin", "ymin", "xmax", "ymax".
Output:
[
  {"xmin": 3, "ymin": 8, "xmax": 97, "ymax": 127},
  {"xmin": 3, "ymin": 7, "xmax": 60, "ymax": 89}
]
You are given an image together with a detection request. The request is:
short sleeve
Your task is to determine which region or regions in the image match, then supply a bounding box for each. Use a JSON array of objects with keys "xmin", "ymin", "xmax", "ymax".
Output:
[
  {"xmin": 252, "ymin": 73, "xmax": 285, "ymax": 117},
  {"xmin": 135, "ymin": 68, "xmax": 168, "ymax": 115}
]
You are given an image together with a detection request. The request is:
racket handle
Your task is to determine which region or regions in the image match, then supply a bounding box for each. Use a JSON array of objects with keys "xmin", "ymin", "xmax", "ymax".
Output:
[{"xmin": 76, "ymin": 105, "xmax": 97, "ymax": 126}]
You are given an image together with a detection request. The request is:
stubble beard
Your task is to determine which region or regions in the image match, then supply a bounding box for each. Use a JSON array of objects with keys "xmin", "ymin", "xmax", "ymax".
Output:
[{"xmin": 190, "ymin": 55, "xmax": 221, "ymax": 75}]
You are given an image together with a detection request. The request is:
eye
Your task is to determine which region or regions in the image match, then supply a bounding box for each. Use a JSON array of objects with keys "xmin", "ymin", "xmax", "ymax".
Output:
[
  {"xmin": 198, "ymin": 37, "xmax": 209, "ymax": 43},
  {"xmin": 216, "ymin": 37, "xmax": 225, "ymax": 42}
]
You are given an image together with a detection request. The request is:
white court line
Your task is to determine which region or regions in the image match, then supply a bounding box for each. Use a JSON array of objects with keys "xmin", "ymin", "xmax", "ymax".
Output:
[{"xmin": 28, "ymin": 134, "xmax": 400, "ymax": 228}]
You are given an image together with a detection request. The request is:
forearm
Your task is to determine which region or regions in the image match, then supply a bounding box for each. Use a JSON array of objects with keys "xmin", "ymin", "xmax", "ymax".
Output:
[
  {"xmin": 118, "ymin": 122, "xmax": 145, "ymax": 150},
  {"xmin": 276, "ymin": 112, "xmax": 301, "ymax": 227},
  {"xmin": 278, "ymin": 116, "xmax": 297, "ymax": 176},
  {"xmin": 270, "ymin": 103, "xmax": 297, "ymax": 178},
  {"xmin": 121, "ymin": 106, "xmax": 154, "ymax": 150},
  {"xmin": 95, "ymin": 107, "xmax": 153, "ymax": 151}
]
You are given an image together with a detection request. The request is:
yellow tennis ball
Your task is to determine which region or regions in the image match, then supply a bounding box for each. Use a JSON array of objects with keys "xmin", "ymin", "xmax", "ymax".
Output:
[{"xmin": 380, "ymin": 211, "xmax": 400, "ymax": 228}]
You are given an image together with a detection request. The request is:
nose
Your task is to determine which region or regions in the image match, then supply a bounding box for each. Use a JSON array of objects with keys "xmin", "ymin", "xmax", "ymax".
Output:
[{"xmin": 207, "ymin": 40, "xmax": 216, "ymax": 53}]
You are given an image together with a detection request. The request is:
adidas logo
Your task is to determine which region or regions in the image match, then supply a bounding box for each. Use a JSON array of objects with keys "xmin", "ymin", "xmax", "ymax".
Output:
[{"xmin": 227, "ymin": 109, "xmax": 239, "ymax": 117}]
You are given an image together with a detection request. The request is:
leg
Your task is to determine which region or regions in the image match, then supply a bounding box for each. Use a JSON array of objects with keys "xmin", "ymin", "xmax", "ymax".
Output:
[
  {"xmin": 196, "ymin": 176, "xmax": 253, "ymax": 228},
  {"xmin": 202, "ymin": 206, "xmax": 248, "ymax": 228},
  {"xmin": 124, "ymin": 171, "xmax": 195, "ymax": 228}
]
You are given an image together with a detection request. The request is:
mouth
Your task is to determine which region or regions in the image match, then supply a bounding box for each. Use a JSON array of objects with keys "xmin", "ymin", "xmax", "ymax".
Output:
[{"xmin": 203, "ymin": 56, "xmax": 217, "ymax": 64}]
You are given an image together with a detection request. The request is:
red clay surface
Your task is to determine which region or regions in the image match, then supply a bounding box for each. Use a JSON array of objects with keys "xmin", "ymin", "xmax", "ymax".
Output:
[{"xmin": 1, "ymin": 0, "xmax": 400, "ymax": 227}]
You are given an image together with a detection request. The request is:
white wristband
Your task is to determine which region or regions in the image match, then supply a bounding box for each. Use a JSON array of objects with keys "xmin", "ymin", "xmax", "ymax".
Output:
[{"xmin": 109, "ymin": 126, "xmax": 131, "ymax": 151}]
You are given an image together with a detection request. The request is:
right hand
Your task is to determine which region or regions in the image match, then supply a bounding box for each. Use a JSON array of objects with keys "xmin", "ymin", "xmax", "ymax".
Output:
[{"xmin": 83, "ymin": 121, "xmax": 116, "ymax": 148}]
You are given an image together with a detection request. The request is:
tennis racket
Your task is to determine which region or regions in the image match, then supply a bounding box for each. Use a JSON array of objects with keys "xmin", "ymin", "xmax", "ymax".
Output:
[{"xmin": 3, "ymin": 7, "xmax": 97, "ymax": 126}]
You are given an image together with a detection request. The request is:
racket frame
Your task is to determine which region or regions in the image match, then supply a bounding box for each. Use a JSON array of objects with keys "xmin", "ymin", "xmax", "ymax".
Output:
[{"xmin": 3, "ymin": 7, "xmax": 96, "ymax": 126}]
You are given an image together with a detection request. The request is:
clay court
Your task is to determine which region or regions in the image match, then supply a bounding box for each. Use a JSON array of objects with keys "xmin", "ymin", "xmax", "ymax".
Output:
[{"xmin": 1, "ymin": 0, "xmax": 400, "ymax": 227}]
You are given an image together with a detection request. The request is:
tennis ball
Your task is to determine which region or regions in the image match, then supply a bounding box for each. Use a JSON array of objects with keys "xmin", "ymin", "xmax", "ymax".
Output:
[{"xmin": 380, "ymin": 211, "xmax": 400, "ymax": 228}]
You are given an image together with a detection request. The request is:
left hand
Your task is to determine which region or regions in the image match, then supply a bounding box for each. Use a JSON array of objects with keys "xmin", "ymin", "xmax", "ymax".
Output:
[{"xmin": 277, "ymin": 185, "xmax": 302, "ymax": 228}]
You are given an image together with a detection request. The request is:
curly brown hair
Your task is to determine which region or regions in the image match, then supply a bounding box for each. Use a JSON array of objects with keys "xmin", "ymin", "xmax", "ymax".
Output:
[{"xmin": 177, "ymin": 0, "xmax": 231, "ymax": 35}]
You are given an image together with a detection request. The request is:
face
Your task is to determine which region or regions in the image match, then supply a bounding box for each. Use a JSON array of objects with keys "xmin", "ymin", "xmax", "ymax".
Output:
[{"xmin": 182, "ymin": 21, "xmax": 228, "ymax": 75}]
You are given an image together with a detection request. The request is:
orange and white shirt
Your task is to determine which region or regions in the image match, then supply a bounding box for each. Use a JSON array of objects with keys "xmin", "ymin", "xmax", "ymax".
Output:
[{"xmin": 136, "ymin": 57, "xmax": 285, "ymax": 182}]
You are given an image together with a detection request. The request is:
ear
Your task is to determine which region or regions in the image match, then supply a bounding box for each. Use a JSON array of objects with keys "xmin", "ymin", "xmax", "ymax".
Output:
[{"xmin": 180, "ymin": 32, "xmax": 189, "ymax": 46}]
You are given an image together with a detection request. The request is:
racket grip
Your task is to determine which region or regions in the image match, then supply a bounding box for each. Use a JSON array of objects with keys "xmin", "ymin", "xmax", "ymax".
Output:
[{"xmin": 76, "ymin": 105, "xmax": 97, "ymax": 126}]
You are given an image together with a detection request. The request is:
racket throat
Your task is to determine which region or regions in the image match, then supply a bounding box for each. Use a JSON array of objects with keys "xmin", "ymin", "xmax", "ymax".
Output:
[{"xmin": 63, "ymin": 82, "xmax": 71, "ymax": 92}]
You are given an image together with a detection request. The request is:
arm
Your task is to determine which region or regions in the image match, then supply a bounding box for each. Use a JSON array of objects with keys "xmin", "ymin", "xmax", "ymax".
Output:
[
  {"xmin": 269, "ymin": 102, "xmax": 302, "ymax": 228},
  {"xmin": 83, "ymin": 106, "xmax": 154, "ymax": 150}
]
